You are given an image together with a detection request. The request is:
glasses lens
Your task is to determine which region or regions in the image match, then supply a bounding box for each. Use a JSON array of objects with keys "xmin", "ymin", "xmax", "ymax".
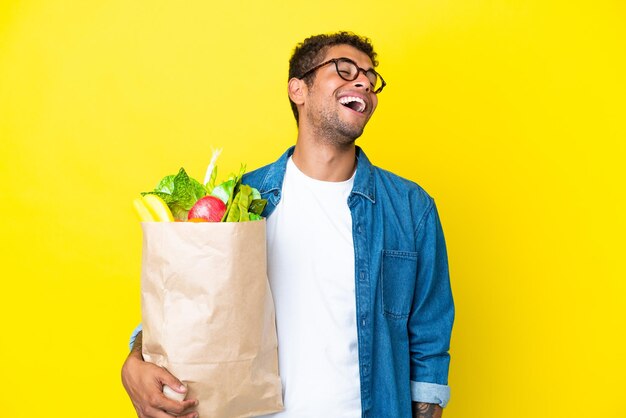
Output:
[
  {"xmin": 336, "ymin": 59, "xmax": 382, "ymax": 93},
  {"xmin": 365, "ymin": 70, "xmax": 379, "ymax": 90},
  {"xmin": 336, "ymin": 59, "xmax": 358, "ymax": 80}
]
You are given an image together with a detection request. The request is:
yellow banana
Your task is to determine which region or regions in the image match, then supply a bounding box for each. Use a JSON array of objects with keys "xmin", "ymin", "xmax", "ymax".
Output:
[
  {"xmin": 133, "ymin": 195, "xmax": 174, "ymax": 222},
  {"xmin": 141, "ymin": 194, "xmax": 174, "ymax": 222},
  {"xmin": 133, "ymin": 197, "xmax": 155, "ymax": 222}
]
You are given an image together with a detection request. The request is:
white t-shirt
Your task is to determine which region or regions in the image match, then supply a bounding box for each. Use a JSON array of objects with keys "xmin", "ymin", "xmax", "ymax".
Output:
[{"xmin": 258, "ymin": 157, "xmax": 362, "ymax": 418}]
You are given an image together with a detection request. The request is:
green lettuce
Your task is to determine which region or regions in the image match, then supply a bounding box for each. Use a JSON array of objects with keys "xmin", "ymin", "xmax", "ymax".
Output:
[{"xmin": 142, "ymin": 168, "xmax": 207, "ymax": 221}]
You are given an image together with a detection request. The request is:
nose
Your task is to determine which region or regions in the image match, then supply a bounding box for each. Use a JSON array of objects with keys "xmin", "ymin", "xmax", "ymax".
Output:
[{"xmin": 352, "ymin": 69, "xmax": 372, "ymax": 92}]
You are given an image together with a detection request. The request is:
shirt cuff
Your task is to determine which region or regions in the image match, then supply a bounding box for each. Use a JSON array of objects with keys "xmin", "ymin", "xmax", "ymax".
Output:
[
  {"xmin": 410, "ymin": 381, "xmax": 451, "ymax": 408},
  {"xmin": 129, "ymin": 323, "xmax": 142, "ymax": 351}
]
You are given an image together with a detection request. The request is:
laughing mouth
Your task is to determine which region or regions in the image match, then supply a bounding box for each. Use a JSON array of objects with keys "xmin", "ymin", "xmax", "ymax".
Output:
[{"xmin": 338, "ymin": 96, "xmax": 367, "ymax": 113}]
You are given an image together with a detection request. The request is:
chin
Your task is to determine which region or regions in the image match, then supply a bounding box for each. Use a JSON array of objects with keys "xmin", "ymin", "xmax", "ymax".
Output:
[
  {"xmin": 333, "ymin": 118, "xmax": 364, "ymax": 139},
  {"xmin": 338, "ymin": 125, "xmax": 365, "ymax": 142},
  {"xmin": 319, "ymin": 125, "xmax": 363, "ymax": 147},
  {"xmin": 311, "ymin": 108, "xmax": 366, "ymax": 144}
]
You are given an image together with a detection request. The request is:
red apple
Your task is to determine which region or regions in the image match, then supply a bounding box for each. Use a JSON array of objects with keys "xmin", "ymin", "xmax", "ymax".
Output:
[{"xmin": 188, "ymin": 196, "xmax": 227, "ymax": 222}]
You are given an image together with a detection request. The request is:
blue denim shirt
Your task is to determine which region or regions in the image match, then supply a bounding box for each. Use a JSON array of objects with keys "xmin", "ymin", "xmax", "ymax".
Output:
[
  {"xmin": 131, "ymin": 146, "xmax": 454, "ymax": 417},
  {"xmin": 244, "ymin": 146, "xmax": 454, "ymax": 416}
]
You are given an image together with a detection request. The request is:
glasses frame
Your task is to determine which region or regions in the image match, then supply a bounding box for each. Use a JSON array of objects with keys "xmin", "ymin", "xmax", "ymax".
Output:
[{"xmin": 298, "ymin": 57, "xmax": 386, "ymax": 94}]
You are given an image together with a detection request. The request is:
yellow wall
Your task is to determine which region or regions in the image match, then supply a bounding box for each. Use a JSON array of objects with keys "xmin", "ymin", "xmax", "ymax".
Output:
[{"xmin": 1, "ymin": 1, "xmax": 624, "ymax": 417}]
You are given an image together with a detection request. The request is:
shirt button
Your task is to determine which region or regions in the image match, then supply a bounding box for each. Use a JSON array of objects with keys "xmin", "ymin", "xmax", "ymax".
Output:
[
  {"xmin": 358, "ymin": 225, "xmax": 363, "ymax": 233},
  {"xmin": 360, "ymin": 271, "xmax": 365, "ymax": 281}
]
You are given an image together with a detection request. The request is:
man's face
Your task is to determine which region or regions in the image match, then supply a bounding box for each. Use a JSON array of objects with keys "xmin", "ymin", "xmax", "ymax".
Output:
[{"xmin": 301, "ymin": 44, "xmax": 379, "ymax": 145}]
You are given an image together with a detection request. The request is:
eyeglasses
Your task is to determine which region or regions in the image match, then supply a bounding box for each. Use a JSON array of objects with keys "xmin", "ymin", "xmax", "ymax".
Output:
[{"xmin": 299, "ymin": 57, "xmax": 386, "ymax": 94}]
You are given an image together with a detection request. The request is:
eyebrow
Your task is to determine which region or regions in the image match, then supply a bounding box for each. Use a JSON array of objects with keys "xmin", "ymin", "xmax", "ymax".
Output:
[{"xmin": 332, "ymin": 56, "xmax": 375, "ymax": 72}]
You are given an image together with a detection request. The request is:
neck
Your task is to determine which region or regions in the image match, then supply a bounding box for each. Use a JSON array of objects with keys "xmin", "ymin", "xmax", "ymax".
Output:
[{"xmin": 292, "ymin": 132, "xmax": 357, "ymax": 182}]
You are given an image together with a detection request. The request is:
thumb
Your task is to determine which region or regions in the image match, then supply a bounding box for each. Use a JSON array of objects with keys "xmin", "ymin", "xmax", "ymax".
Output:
[{"xmin": 157, "ymin": 367, "xmax": 187, "ymax": 393}]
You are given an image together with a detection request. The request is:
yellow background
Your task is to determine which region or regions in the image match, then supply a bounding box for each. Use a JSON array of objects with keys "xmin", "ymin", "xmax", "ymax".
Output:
[{"xmin": 1, "ymin": 1, "xmax": 624, "ymax": 417}]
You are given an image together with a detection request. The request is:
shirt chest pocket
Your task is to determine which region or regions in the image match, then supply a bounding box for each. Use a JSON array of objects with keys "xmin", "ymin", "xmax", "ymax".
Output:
[{"xmin": 381, "ymin": 250, "xmax": 418, "ymax": 319}]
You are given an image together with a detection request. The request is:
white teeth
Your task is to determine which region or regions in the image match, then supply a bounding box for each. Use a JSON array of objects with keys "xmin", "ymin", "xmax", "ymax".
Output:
[{"xmin": 339, "ymin": 96, "xmax": 367, "ymax": 113}]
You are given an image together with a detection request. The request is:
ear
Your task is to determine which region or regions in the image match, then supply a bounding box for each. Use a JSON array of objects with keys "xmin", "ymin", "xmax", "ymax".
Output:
[{"xmin": 288, "ymin": 77, "xmax": 307, "ymax": 105}]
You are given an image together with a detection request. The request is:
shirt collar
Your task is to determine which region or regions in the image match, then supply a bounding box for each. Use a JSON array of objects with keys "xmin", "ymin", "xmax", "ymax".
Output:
[{"xmin": 259, "ymin": 145, "xmax": 375, "ymax": 204}]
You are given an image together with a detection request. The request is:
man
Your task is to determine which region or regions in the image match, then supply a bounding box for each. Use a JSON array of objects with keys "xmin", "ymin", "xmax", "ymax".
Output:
[{"xmin": 122, "ymin": 31, "xmax": 454, "ymax": 418}]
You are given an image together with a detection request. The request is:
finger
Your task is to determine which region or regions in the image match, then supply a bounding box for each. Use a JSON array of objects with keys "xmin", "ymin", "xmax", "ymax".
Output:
[
  {"xmin": 180, "ymin": 398, "xmax": 198, "ymax": 412},
  {"xmin": 144, "ymin": 405, "xmax": 182, "ymax": 418},
  {"xmin": 155, "ymin": 395, "xmax": 197, "ymax": 416},
  {"xmin": 177, "ymin": 411, "xmax": 199, "ymax": 418},
  {"xmin": 177, "ymin": 399, "xmax": 199, "ymax": 415},
  {"xmin": 157, "ymin": 368, "xmax": 187, "ymax": 395}
]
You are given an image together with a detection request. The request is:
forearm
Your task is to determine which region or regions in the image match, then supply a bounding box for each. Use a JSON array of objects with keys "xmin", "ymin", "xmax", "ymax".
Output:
[
  {"xmin": 412, "ymin": 402, "xmax": 443, "ymax": 418},
  {"xmin": 129, "ymin": 330, "xmax": 143, "ymax": 359}
]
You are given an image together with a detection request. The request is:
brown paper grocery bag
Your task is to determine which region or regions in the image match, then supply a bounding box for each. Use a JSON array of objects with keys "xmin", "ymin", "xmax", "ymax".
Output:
[{"xmin": 140, "ymin": 220, "xmax": 283, "ymax": 418}]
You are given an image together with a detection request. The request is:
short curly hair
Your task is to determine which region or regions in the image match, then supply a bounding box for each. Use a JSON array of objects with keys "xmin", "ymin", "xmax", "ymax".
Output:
[{"xmin": 288, "ymin": 31, "xmax": 379, "ymax": 124}]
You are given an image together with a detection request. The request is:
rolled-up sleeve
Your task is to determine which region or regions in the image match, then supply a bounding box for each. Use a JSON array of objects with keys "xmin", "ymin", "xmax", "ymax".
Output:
[{"xmin": 409, "ymin": 200, "xmax": 455, "ymax": 407}]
